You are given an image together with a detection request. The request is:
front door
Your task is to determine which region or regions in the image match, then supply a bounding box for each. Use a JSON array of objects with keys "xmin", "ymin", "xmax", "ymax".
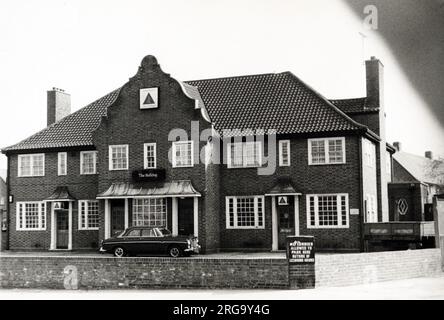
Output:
[
  {"xmin": 178, "ymin": 198, "xmax": 194, "ymax": 236},
  {"xmin": 277, "ymin": 196, "xmax": 294, "ymax": 250},
  {"xmin": 111, "ymin": 200, "xmax": 125, "ymax": 237},
  {"xmin": 56, "ymin": 209, "xmax": 69, "ymax": 249}
]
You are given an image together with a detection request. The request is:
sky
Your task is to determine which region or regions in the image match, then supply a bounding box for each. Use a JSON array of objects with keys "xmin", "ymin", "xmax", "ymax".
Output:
[{"xmin": 0, "ymin": 0, "xmax": 443, "ymax": 180}]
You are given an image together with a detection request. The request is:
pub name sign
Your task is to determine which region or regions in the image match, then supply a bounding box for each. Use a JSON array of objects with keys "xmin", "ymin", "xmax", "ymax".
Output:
[{"xmin": 132, "ymin": 169, "xmax": 166, "ymax": 182}]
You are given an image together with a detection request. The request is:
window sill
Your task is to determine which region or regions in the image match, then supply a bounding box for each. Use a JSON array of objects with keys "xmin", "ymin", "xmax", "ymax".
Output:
[{"xmin": 307, "ymin": 226, "xmax": 350, "ymax": 230}]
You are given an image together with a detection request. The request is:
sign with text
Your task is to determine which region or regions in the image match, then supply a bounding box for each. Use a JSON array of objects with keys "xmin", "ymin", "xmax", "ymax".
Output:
[
  {"xmin": 132, "ymin": 169, "xmax": 166, "ymax": 182},
  {"xmin": 286, "ymin": 236, "xmax": 315, "ymax": 264}
]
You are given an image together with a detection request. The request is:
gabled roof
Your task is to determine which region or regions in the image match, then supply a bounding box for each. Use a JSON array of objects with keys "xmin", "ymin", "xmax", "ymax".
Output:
[
  {"xmin": 393, "ymin": 151, "xmax": 444, "ymax": 186},
  {"xmin": 186, "ymin": 72, "xmax": 367, "ymax": 137},
  {"xmin": 2, "ymin": 89, "xmax": 120, "ymax": 152},
  {"xmin": 329, "ymin": 98, "xmax": 379, "ymax": 114},
  {"xmin": 3, "ymin": 71, "xmax": 375, "ymax": 153}
]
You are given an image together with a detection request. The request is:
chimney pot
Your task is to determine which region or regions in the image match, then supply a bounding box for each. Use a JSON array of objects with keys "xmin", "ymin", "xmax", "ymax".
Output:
[
  {"xmin": 47, "ymin": 88, "xmax": 71, "ymax": 126},
  {"xmin": 393, "ymin": 142, "xmax": 401, "ymax": 152},
  {"xmin": 425, "ymin": 151, "xmax": 433, "ymax": 160}
]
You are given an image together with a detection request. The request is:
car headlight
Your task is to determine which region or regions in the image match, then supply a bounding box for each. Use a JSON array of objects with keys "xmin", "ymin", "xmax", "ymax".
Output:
[{"xmin": 187, "ymin": 239, "xmax": 191, "ymax": 248}]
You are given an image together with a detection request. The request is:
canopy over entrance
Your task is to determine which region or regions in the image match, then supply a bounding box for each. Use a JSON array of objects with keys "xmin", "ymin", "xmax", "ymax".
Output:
[
  {"xmin": 97, "ymin": 180, "xmax": 201, "ymax": 199},
  {"xmin": 265, "ymin": 178, "xmax": 301, "ymax": 197},
  {"xmin": 45, "ymin": 186, "xmax": 76, "ymax": 202}
]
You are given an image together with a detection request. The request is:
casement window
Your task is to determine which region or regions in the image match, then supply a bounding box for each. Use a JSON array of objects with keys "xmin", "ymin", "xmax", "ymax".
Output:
[
  {"xmin": 80, "ymin": 151, "xmax": 98, "ymax": 175},
  {"xmin": 308, "ymin": 137, "xmax": 346, "ymax": 165},
  {"xmin": 58, "ymin": 152, "xmax": 67, "ymax": 176},
  {"xmin": 18, "ymin": 154, "xmax": 45, "ymax": 177},
  {"xmin": 279, "ymin": 140, "xmax": 291, "ymax": 167},
  {"xmin": 226, "ymin": 196, "xmax": 265, "ymax": 229},
  {"xmin": 306, "ymin": 194, "xmax": 349, "ymax": 229},
  {"xmin": 16, "ymin": 202, "xmax": 46, "ymax": 231},
  {"xmin": 144, "ymin": 143, "xmax": 157, "ymax": 169},
  {"xmin": 365, "ymin": 194, "xmax": 378, "ymax": 223},
  {"xmin": 79, "ymin": 200, "xmax": 99, "ymax": 230},
  {"xmin": 132, "ymin": 198, "xmax": 166, "ymax": 227},
  {"xmin": 172, "ymin": 141, "xmax": 194, "ymax": 168},
  {"xmin": 363, "ymin": 139, "xmax": 376, "ymax": 167},
  {"xmin": 109, "ymin": 145, "xmax": 129, "ymax": 170},
  {"xmin": 227, "ymin": 141, "xmax": 262, "ymax": 168}
]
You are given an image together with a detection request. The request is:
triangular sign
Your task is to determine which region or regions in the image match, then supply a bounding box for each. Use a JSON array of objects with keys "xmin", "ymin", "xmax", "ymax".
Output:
[
  {"xmin": 278, "ymin": 196, "xmax": 288, "ymax": 205},
  {"xmin": 144, "ymin": 93, "xmax": 155, "ymax": 105}
]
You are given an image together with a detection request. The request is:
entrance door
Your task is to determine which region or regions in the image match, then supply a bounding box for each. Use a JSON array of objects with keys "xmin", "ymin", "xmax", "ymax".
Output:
[
  {"xmin": 178, "ymin": 198, "xmax": 194, "ymax": 236},
  {"xmin": 56, "ymin": 210, "xmax": 69, "ymax": 249},
  {"xmin": 277, "ymin": 196, "xmax": 294, "ymax": 250},
  {"xmin": 111, "ymin": 200, "xmax": 125, "ymax": 237}
]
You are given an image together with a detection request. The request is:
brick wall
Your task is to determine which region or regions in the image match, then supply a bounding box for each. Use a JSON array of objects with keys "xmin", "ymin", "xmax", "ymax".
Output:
[
  {"xmin": 8, "ymin": 152, "xmax": 99, "ymax": 250},
  {"xmin": 0, "ymin": 256, "xmax": 289, "ymax": 289},
  {"xmin": 219, "ymin": 135, "xmax": 363, "ymax": 251},
  {"xmin": 315, "ymin": 248, "xmax": 442, "ymax": 287}
]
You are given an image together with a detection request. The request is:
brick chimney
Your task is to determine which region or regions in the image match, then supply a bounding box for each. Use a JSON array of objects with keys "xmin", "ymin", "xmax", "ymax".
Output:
[
  {"xmin": 47, "ymin": 87, "xmax": 71, "ymax": 126},
  {"xmin": 425, "ymin": 151, "xmax": 433, "ymax": 160},
  {"xmin": 393, "ymin": 142, "xmax": 402, "ymax": 152},
  {"xmin": 365, "ymin": 56, "xmax": 389, "ymax": 222}
]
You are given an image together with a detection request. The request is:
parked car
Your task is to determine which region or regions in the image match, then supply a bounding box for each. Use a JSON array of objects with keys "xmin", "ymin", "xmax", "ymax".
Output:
[{"xmin": 99, "ymin": 226, "xmax": 200, "ymax": 258}]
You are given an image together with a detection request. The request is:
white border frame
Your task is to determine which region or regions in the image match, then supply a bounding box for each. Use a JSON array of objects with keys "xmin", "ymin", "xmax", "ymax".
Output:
[
  {"xmin": 108, "ymin": 144, "xmax": 129, "ymax": 171},
  {"xmin": 306, "ymin": 193, "xmax": 350, "ymax": 229},
  {"xmin": 279, "ymin": 140, "xmax": 291, "ymax": 167},
  {"xmin": 18, "ymin": 153, "xmax": 45, "ymax": 177},
  {"xmin": 80, "ymin": 151, "xmax": 98, "ymax": 175},
  {"xmin": 143, "ymin": 143, "xmax": 157, "ymax": 169},
  {"xmin": 308, "ymin": 137, "xmax": 346, "ymax": 165},
  {"xmin": 172, "ymin": 141, "xmax": 194, "ymax": 168},
  {"xmin": 225, "ymin": 195, "xmax": 265, "ymax": 230},
  {"xmin": 78, "ymin": 200, "xmax": 100, "ymax": 231}
]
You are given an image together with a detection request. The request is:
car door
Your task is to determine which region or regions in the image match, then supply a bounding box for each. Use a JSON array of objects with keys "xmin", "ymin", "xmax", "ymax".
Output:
[
  {"xmin": 140, "ymin": 228, "xmax": 159, "ymax": 255},
  {"xmin": 123, "ymin": 229, "xmax": 141, "ymax": 253}
]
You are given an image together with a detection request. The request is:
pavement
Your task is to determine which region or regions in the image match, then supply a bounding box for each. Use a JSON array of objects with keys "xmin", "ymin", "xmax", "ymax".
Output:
[{"xmin": 0, "ymin": 275, "xmax": 443, "ymax": 300}]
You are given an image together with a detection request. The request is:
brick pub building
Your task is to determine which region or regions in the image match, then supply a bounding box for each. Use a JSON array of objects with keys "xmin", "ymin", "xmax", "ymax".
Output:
[{"xmin": 1, "ymin": 55, "xmax": 394, "ymax": 253}]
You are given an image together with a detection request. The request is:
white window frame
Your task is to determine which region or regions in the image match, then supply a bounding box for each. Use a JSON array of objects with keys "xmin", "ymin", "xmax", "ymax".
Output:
[
  {"xmin": 80, "ymin": 151, "xmax": 98, "ymax": 175},
  {"xmin": 363, "ymin": 139, "xmax": 376, "ymax": 168},
  {"xmin": 172, "ymin": 141, "xmax": 194, "ymax": 168},
  {"xmin": 109, "ymin": 145, "xmax": 129, "ymax": 171},
  {"xmin": 132, "ymin": 198, "xmax": 167, "ymax": 227},
  {"xmin": 279, "ymin": 140, "xmax": 291, "ymax": 167},
  {"xmin": 78, "ymin": 200, "xmax": 100, "ymax": 230},
  {"xmin": 144, "ymin": 143, "xmax": 157, "ymax": 169},
  {"xmin": 58, "ymin": 152, "xmax": 67, "ymax": 176},
  {"xmin": 18, "ymin": 154, "xmax": 45, "ymax": 177},
  {"xmin": 16, "ymin": 201, "xmax": 46, "ymax": 231},
  {"xmin": 308, "ymin": 137, "xmax": 346, "ymax": 165},
  {"xmin": 365, "ymin": 194, "xmax": 378, "ymax": 223},
  {"xmin": 227, "ymin": 141, "xmax": 262, "ymax": 169},
  {"xmin": 306, "ymin": 194, "xmax": 349, "ymax": 229},
  {"xmin": 225, "ymin": 196, "xmax": 265, "ymax": 229}
]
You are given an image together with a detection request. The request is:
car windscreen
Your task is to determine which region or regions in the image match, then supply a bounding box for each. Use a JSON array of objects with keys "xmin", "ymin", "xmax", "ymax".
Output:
[{"xmin": 158, "ymin": 228, "xmax": 172, "ymax": 236}]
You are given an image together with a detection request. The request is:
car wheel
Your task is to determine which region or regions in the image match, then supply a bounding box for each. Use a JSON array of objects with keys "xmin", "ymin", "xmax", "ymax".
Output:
[
  {"xmin": 113, "ymin": 246, "xmax": 126, "ymax": 258},
  {"xmin": 168, "ymin": 246, "xmax": 182, "ymax": 258}
]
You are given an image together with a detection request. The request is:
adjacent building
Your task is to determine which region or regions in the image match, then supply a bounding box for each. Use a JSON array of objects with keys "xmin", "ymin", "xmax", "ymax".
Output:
[
  {"xmin": 1, "ymin": 55, "xmax": 393, "ymax": 253},
  {"xmin": 389, "ymin": 143, "xmax": 444, "ymax": 222},
  {"xmin": 0, "ymin": 176, "xmax": 6, "ymax": 250}
]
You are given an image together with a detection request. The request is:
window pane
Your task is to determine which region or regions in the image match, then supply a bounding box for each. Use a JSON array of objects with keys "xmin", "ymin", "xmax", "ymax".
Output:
[
  {"xmin": 174, "ymin": 142, "xmax": 192, "ymax": 167},
  {"xmin": 280, "ymin": 141, "xmax": 290, "ymax": 166},
  {"xmin": 328, "ymin": 139, "xmax": 344, "ymax": 163},
  {"xmin": 82, "ymin": 152, "xmax": 96, "ymax": 174},
  {"xmin": 111, "ymin": 146, "xmax": 128, "ymax": 170},
  {"xmin": 311, "ymin": 141, "xmax": 326, "ymax": 164},
  {"xmin": 145, "ymin": 144, "xmax": 156, "ymax": 168},
  {"xmin": 132, "ymin": 198, "xmax": 166, "ymax": 227},
  {"xmin": 236, "ymin": 197, "xmax": 255, "ymax": 227},
  {"xmin": 317, "ymin": 195, "xmax": 339, "ymax": 226}
]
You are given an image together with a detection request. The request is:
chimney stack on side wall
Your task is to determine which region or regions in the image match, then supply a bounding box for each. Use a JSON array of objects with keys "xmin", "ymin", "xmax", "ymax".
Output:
[
  {"xmin": 47, "ymin": 88, "xmax": 71, "ymax": 126},
  {"xmin": 393, "ymin": 142, "xmax": 402, "ymax": 152},
  {"xmin": 366, "ymin": 56, "xmax": 389, "ymax": 222},
  {"xmin": 425, "ymin": 151, "xmax": 433, "ymax": 160}
]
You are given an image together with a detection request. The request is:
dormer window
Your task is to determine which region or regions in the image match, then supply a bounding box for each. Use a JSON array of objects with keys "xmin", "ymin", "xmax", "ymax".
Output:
[{"xmin": 140, "ymin": 88, "xmax": 158, "ymax": 109}]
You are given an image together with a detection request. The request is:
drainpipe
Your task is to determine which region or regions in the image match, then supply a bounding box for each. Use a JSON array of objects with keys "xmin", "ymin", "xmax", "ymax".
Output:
[
  {"xmin": 5, "ymin": 154, "xmax": 10, "ymax": 250},
  {"xmin": 358, "ymin": 137, "xmax": 365, "ymax": 252}
]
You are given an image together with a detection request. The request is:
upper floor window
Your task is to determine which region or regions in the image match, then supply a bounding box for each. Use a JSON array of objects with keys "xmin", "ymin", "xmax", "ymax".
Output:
[
  {"xmin": 79, "ymin": 200, "xmax": 99, "ymax": 230},
  {"xmin": 227, "ymin": 141, "xmax": 262, "ymax": 168},
  {"xmin": 144, "ymin": 143, "xmax": 157, "ymax": 169},
  {"xmin": 16, "ymin": 201, "xmax": 46, "ymax": 231},
  {"xmin": 279, "ymin": 140, "xmax": 291, "ymax": 167},
  {"xmin": 308, "ymin": 137, "xmax": 346, "ymax": 165},
  {"xmin": 58, "ymin": 152, "xmax": 67, "ymax": 176},
  {"xmin": 109, "ymin": 145, "xmax": 129, "ymax": 171},
  {"xmin": 307, "ymin": 194, "xmax": 349, "ymax": 229},
  {"xmin": 18, "ymin": 154, "xmax": 45, "ymax": 177},
  {"xmin": 80, "ymin": 151, "xmax": 98, "ymax": 175},
  {"xmin": 172, "ymin": 141, "xmax": 194, "ymax": 168},
  {"xmin": 386, "ymin": 151, "xmax": 392, "ymax": 180},
  {"xmin": 363, "ymin": 139, "xmax": 376, "ymax": 167},
  {"xmin": 226, "ymin": 196, "xmax": 265, "ymax": 229}
]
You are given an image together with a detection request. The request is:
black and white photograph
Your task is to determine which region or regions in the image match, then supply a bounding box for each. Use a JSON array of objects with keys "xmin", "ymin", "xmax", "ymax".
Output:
[{"xmin": 0, "ymin": 0, "xmax": 444, "ymax": 308}]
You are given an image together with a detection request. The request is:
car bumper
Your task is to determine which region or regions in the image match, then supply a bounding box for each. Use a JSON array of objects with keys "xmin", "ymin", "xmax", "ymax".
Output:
[
  {"xmin": 99, "ymin": 246, "xmax": 107, "ymax": 253},
  {"xmin": 184, "ymin": 244, "xmax": 201, "ymax": 253}
]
